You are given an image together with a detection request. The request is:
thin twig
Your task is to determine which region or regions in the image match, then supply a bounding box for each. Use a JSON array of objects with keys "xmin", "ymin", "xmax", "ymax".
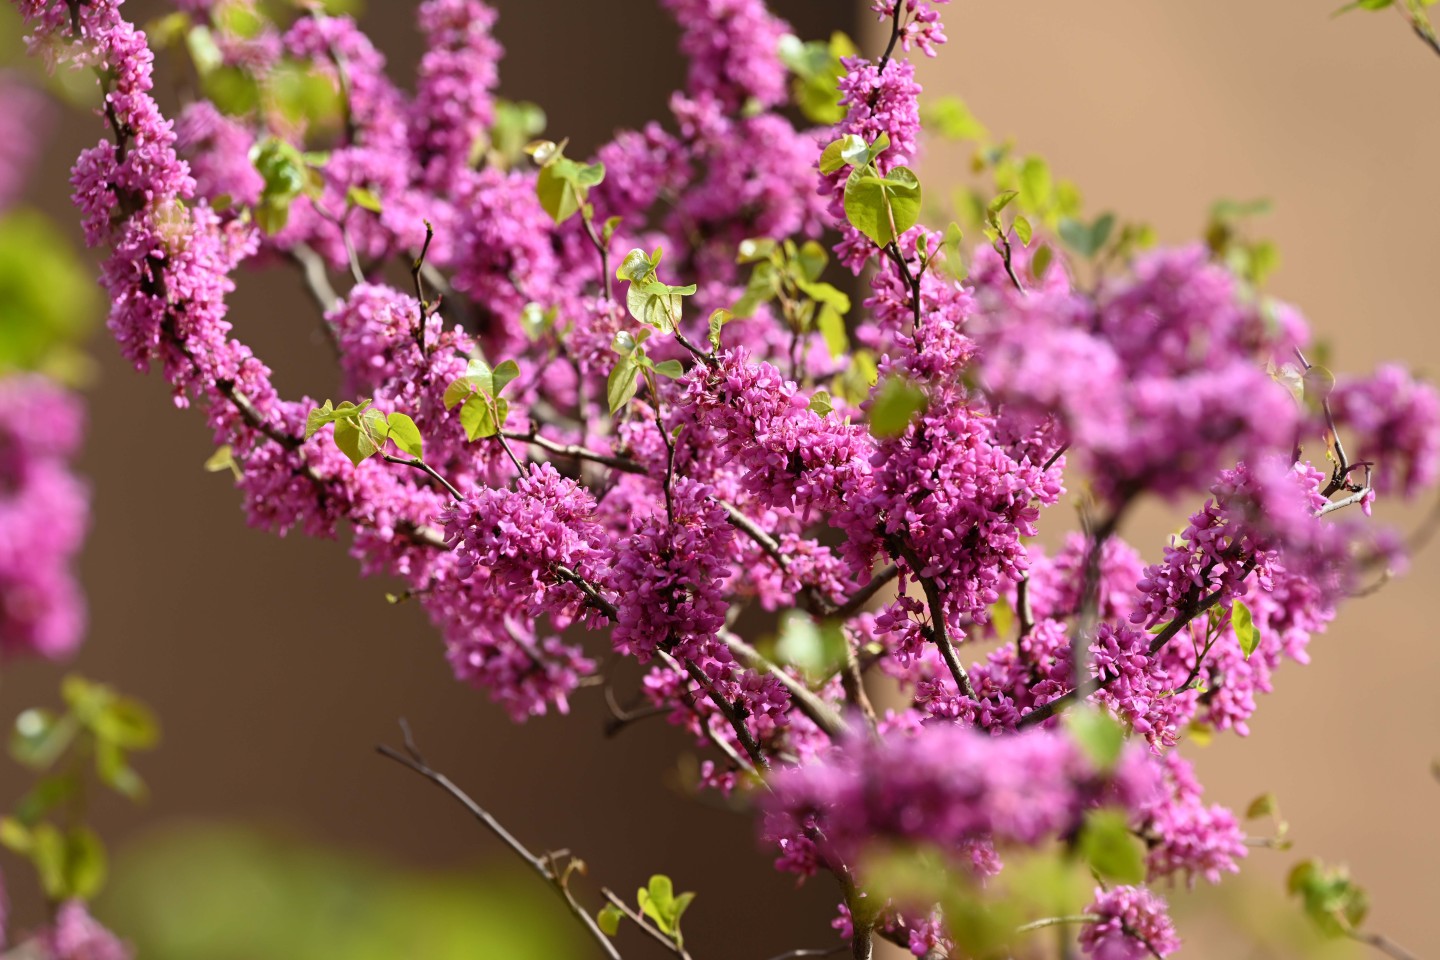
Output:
[
  {"xmin": 554, "ymin": 565, "xmax": 619, "ymax": 620},
  {"xmin": 1350, "ymin": 929, "xmax": 1423, "ymax": 960},
  {"xmin": 831, "ymin": 564, "xmax": 900, "ymax": 620},
  {"xmin": 664, "ymin": 652, "xmax": 769, "ymax": 771},
  {"xmin": 887, "ymin": 536, "xmax": 977, "ymax": 700},
  {"xmin": 876, "ymin": 0, "xmax": 903, "ymax": 75},
  {"xmin": 215, "ymin": 379, "xmax": 301, "ymax": 449},
  {"xmin": 376, "ymin": 722, "xmax": 623, "ymax": 960},
  {"xmin": 411, "ymin": 220, "xmax": 436, "ymax": 358},
  {"xmin": 1016, "ymin": 915, "xmax": 1100, "ymax": 934},
  {"xmin": 765, "ymin": 949, "xmax": 846, "ymax": 960},
  {"xmin": 287, "ymin": 244, "xmax": 341, "ymax": 352},
  {"xmin": 503, "ymin": 430, "xmax": 647, "ymax": 474},
  {"xmin": 378, "ymin": 452, "xmax": 463, "ymax": 501}
]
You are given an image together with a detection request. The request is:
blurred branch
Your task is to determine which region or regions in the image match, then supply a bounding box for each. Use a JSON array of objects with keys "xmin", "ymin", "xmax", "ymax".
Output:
[
  {"xmin": 377, "ymin": 721, "xmax": 625, "ymax": 960},
  {"xmin": 1350, "ymin": 929, "xmax": 1421, "ymax": 960}
]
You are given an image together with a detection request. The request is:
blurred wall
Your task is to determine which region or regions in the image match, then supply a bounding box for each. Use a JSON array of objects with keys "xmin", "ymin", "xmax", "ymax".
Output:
[{"xmin": 3, "ymin": 1, "xmax": 1438, "ymax": 958}]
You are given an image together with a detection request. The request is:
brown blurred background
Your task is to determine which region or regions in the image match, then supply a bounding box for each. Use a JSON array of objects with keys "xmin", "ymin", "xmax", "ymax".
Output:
[{"xmin": 3, "ymin": 1, "xmax": 1437, "ymax": 957}]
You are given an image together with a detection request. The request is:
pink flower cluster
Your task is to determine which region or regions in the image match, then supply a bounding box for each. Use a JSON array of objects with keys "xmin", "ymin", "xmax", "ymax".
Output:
[
  {"xmin": 762, "ymin": 722, "xmax": 1159, "ymax": 875},
  {"xmin": 0, "ymin": 377, "xmax": 89, "ymax": 661}
]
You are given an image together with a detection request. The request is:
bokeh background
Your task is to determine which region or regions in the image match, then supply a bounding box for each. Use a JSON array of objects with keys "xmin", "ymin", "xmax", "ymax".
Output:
[{"xmin": 2, "ymin": 1, "xmax": 1436, "ymax": 957}]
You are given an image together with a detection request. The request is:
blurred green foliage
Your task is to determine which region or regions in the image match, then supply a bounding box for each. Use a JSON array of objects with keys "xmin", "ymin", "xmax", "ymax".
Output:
[
  {"xmin": 100, "ymin": 824, "xmax": 579, "ymax": 960},
  {"xmin": 0, "ymin": 210, "xmax": 100, "ymax": 386}
]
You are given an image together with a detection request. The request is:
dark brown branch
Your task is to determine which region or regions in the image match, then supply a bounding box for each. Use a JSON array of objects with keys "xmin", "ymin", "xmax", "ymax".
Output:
[
  {"xmin": 503, "ymin": 430, "xmax": 647, "ymax": 474},
  {"xmin": 886, "ymin": 536, "xmax": 977, "ymax": 700},
  {"xmin": 378, "ymin": 452, "xmax": 463, "ymax": 501},
  {"xmin": 669, "ymin": 654, "xmax": 770, "ymax": 771},
  {"xmin": 831, "ymin": 564, "xmax": 900, "ymax": 620},
  {"xmin": 554, "ymin": 565, "xmax": 619, "ymax": 620},
  {"xmin": 215, "ymin": 379, "xmax": 302, "ymax": 449}
]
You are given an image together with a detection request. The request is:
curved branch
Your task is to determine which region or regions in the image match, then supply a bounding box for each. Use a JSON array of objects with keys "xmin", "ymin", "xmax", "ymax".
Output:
[{"xmin": 376, "ymin": 722, "xmax": 624, "ymax": 960}]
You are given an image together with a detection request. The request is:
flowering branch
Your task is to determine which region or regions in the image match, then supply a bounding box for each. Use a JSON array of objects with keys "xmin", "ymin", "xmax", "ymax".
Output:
[{"xmin": 886, "ymin": 535, "xmax": 977, "ymax": 700}]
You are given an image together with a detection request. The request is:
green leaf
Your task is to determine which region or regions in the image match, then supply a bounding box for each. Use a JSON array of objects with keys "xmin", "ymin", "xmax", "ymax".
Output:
[
  {"xmin": 1064, "ymin": 707, "xmax": 1126, "ymax": 771},
  {"xmin": 491, "ymin": 359, "xmax": 521, "ymax": 396},
  {"xmin": 637, "ymin": 875, "xmax": 676, "ymax": 934},
  {"xmin": 574, "ymin": 162, "xmax": 606, "ymax": 188},
  {"xmin": 93, "ymin": 696, "xmax": 160, "ymax": 751},
  {"xmin": 95, "ymin": 739, "xmax": 147, "ymax": 801},
  {"xmin": 185, "ymin": 25, "xmax": 224, "ymax": 76},
  {"xmin": 921, "ymin": 96, "xmax": 989, "ymax": 141},
  {"xmin": 250, "ymin": 138, "xmax": 309, "ymax": 236},
  {"xmin": 608, "ymin": 356, "xmax": 641, "ymax": 414},
  {"xmin": 737, "ymin": 237, "xmax": 777, "ymax": 263},
  {"xmin": 31, "ymin": 823, "xmax": 68, "ymax": 898},
  {"xmin": 938, "ymin": 221, "xmax": 967, "ymax": 282},
  {"xmin": 795, "ymin": 278, "xmax": 851, "ymax": 314},
  {"xmin": 808, "ymin": 390, "xmax": 834, "ymax": 417},
  {"xmin": 385, "ymin": 413, "xmax": 424, "ymax": 460},
  {"xmin": 1077, "ymin": 809, "xmax": 1146, "ymax": 885},
  {"xmin": 732, "ymin": 261, "xmax": 778, "ymax": 318},
  {"xmin": 653, "ymin": 359, "xmax": 685, "ymax": 379},
  {"xmin": 779, "ymin": 32, "xmax": 856, "ymax": 124},
  {"xmin": 817, "ymin": 305, "xmax": 848, "ymax": 358},
  {"xmin": 1058, "ymin": 214, "xmax": 1115, "ymax": 259},
  {"xmin": 627, "ymin": 279, "xmax": 693, "ymax": 333},
  {"xmin": 1013, "ymin": 215, "xmax": 1033, "ymax": 246},
  {"xmin": 11, "ymin": 709, "xmax": 78, "ymax": 770},
  {"xmin": 843, "ymin": 166, "xmax": 922, "ymax": 248},
  {"xmin": 863, "ymin": 132, "xmax": 891, "ymax": 167},
  {"xmin": 0, "ymin": 817, "xmax": 30, "ymax": 854},
  {"xmin": 345, "ymin": 185, "xmax": 382, "ymax": 213},
  {"xmin": 1019, "ymin": 156, "xmax": 1053, "ymax": 211},
  {"xmin": 774, "ymin": 611, "xmax": 848, "ymax": 679},
  {"xmin": 1246, "ymin": 792, "xmax": 1279, "ymax": 820},
  {"xmin": 445, "ymin": 360, "xmax": 499, "ymax": 410},
  {"xmin": 458, "ymin": 395, "xmax": 508, "ymax": 440},
  {"xmin": 987, "ymin": 190, "xmax": 1019, "ymax": 220},
  {"xmin": 819, "ymin": 135, "xmax": 865, "ymax": 175},
  {"xmin": 489, "ymin": 100, "xmax": 548, "ymax": 166},
  {"xmin": 65, "ymin": 826, "xmax": 107, "ymax": 900},
  {"xmin": 1333, "ymin": 0, "xmax": 1395, "ymax": 14},
  {"xmin": 1231, "ymin": 599, "xmax": 1260, "ymax": 660},
  {"xmin": 869, "ymin": 377, "xmax": 927, "ymax": 438},
  {"xmin": 15, "ymin": 775, "xmax": 79, "ymax": 826},
  {"xmin": 1303, "ymin": 365, "xmax": 1336, "ymax": 404},
  {"xmin": 708, "ymin": 309, "xmax": 734, "ymax": 352},
  {"xmin": 1288, "ymin": 859, "xmax": 1370, "ymax": 937},
  {"xmin": 536, "ymin": 161, "xmax": 582, "ymax": 224},
  {"xmin": 617, "ymin": 248, "xmax": 655, "ymax": 283},
  {"xmin": 203, "ymin": 444, "xmax": 240, "ymax": 478},
  {"xmin": 333, "ymin": 407, "xmax": 389, "ymax": 465},
  {"xmin": 1031, "ymin": 244, "xmax": 1054, "ymax": 281},
  {"xmin": 597, "ymin": 903, "xmax": 624, "ymax": 937}
]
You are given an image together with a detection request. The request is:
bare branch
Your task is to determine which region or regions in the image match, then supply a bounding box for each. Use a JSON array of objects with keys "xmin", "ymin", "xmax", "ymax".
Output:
[
  {"xmin": 503, "ymin": 429, "xmax": 647, "ymax": 474},
  {"xmin": 376, "ymin": 723, "xmax": 624, "ymax": 960}
]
